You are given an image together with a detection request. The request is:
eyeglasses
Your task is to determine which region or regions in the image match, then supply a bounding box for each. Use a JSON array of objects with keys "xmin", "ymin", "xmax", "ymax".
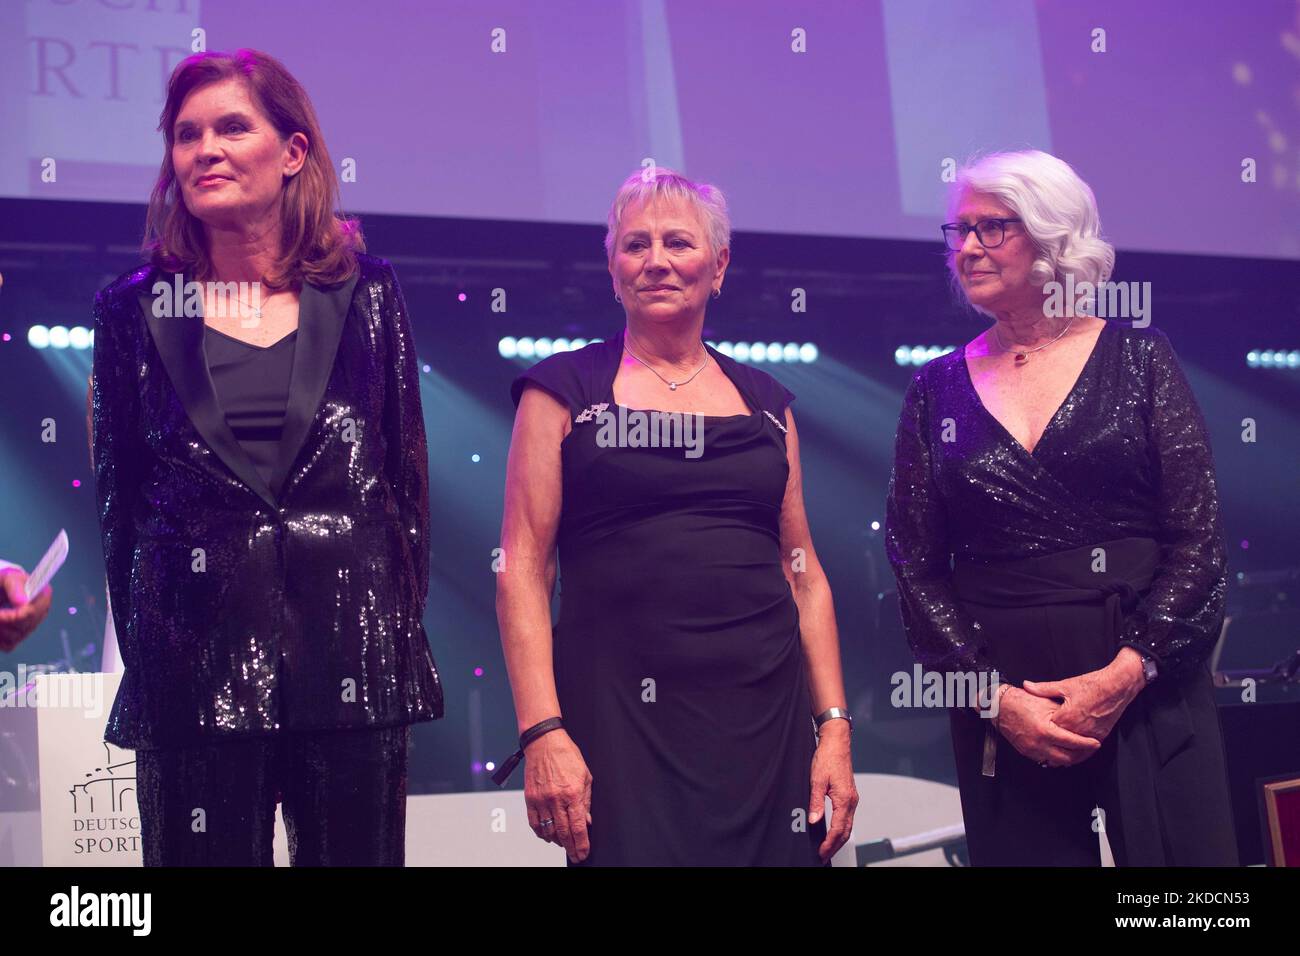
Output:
[{"xmin": 940, "ymin": 217, "xmax": 1022, "ymax": 252}]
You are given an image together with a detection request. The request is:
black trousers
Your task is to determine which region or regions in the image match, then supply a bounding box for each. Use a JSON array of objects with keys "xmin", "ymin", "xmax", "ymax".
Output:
[
  {"xmin": 949, "ymin": 538, "xmax": 1239, "ymax": 867},
  {"xmin": 134, "ymin": 724, "xmax": 411, "ymax": 866},
  {"xmin": 949, "ymin": 664, "xmax": 1237, "ymax": 866}
]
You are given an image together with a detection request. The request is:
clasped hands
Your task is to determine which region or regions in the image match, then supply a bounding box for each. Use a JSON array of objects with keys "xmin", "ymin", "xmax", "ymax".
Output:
[{"xmin": 994, "ymin": 647, "xmax": 1148, "ymax": 769}]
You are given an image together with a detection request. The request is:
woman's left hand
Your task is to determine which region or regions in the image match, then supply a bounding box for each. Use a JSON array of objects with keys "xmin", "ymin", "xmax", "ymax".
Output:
[
  {"xmin": 808, "ymin": 721, "xmax": 858, "ymax": 863},
  {"xmin": 1020, "ymin": 650, "xmax": 1146, "ymax": 744}
]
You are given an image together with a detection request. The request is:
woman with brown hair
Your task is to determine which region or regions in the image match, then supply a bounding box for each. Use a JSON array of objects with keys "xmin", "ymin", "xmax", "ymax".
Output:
[{"xmin": 90, "ymin": 49, "xmax": 442, "ymax": 866}]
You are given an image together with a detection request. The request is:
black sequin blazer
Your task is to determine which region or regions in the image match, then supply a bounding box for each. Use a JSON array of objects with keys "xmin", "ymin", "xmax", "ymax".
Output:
[{"xmin": 92, "ymin": 253, "xmax": 443, "ymax": 748}]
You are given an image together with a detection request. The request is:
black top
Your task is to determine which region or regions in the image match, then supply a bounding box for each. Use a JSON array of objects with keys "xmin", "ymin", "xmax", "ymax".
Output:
[
  {"xmin": 510, "ymin": 329, "xmax": 825, "ymax": 866},
  {"xmin": 203, "ymin": 325, "xmax": 298, "ymax": 492},
  {"xmin": 884, "ymin": 321, "xmax": 1228, "ymax": 680}
]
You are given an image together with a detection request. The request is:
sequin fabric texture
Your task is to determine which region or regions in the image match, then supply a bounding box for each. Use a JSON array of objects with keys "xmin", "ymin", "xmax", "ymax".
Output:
[
  {"xmin": 884, "ymin": 322, "xmax": 1228, "ymax": 679},
  {"xmin": 91, "ymin": 253, "xmax": 443, "ymax": 748},
  {"xmin": 134, "ymin": 725, "xmax": 410, "ymax": 865}
]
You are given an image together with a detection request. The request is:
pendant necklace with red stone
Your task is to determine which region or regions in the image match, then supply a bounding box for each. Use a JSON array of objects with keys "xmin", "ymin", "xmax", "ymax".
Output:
[{"xmin": 993, "ymin": 315, "xmax": 1075, "ymax": 364}]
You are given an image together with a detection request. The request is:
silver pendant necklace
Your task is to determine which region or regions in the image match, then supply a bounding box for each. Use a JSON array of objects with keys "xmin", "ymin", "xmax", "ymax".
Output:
[
  {"xmin": 236, "ymin": 295, "xmax": 263, "ymax": 322},
  {"xmin": 206, "ymin": 286, "xmax": 266, "ymax": 322},
  {"xmin": 623, "ymin": 333, "xmax": 709, "ymax": 390}
]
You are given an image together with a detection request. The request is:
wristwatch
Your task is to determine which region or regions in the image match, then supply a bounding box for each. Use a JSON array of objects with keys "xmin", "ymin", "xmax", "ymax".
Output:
[{"xmin": 1138, "ymin": 651, "xmax": 1158, "ymax": 685}]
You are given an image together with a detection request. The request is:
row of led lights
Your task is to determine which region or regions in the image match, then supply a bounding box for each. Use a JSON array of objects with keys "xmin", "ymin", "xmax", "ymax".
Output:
[
  {"xmin": 893, "ymin": 345, "xmax": 1300, "ymax": 370},
  {"xmin": 28, "ymin": 326, "xmax": 94, "ymax": 350},
  {"xmin": 499, "ymin": 336, "xmax": 820, "ymax": 363},
  {"xmin": 895, "ymin": 345, "xmax": 957, "ymax": 367},
  {"xmin": 499, "ymin": 337, "xmax": 601, "ymax": 358},
  {"xmin": 712, "ymin": 341, "xmax": 819, "ymax": 363},
  {"xmin": 18, "ymin": 328, "xmax": 1300, "ymax": 373},
  {"xmin": 1246, "ymin": 350, "xmax": 1300, "ymax": 369}
]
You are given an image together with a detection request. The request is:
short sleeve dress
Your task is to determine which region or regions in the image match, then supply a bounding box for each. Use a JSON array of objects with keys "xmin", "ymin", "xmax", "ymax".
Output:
[{"xmin": 511, "ymin": 328, "xmax": 827, "ymax": 866}]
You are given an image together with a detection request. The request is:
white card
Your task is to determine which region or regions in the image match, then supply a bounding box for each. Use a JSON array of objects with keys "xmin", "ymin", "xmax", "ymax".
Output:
[{"xmin": 24, "ymin": 529, "xmax": 68, "ymax": 601}]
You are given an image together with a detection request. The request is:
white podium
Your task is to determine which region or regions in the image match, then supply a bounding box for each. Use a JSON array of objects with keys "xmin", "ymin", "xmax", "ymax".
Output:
[{"xmin": 0, "ymin": 672, "xmax": 136, "ymax": 865}]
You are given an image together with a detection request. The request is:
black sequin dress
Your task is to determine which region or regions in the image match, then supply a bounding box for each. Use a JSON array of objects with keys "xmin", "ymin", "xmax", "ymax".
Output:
[{"xmin": 885, "ymin": 321, "xmax": 1238, "ymax": 865}]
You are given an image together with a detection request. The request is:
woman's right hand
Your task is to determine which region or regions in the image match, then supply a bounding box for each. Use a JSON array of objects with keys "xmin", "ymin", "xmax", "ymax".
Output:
[
  {"xmin": 524, "ymin": 730, "xmax": 593, "ymax": 862},
  {"xmin": 995, "ymin": 687, "xmax": 1102, "ymax": 768},
  {"xmin": 0, "ymin": 568, "xmax": 53, "ymax": 652}
]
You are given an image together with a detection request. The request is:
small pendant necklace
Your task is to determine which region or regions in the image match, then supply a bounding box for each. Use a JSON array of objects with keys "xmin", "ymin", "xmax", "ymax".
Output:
[
  {"xmin": 205, "ymin": 286, "xmax": 267, "ymax": 322},
  {"xmin": 993, "ymin": 316, "xmax": 1074, "ymax": 364},
  {"xmin": 623, "ymin": 333, "xmax": 709, "ymax": 390},
  {"xmin": 238, "ymin": 293, "xmax": 263, "ymax": 322},
  {"xmin": 235, "ymin": 294, "xmax": 263, "ymax": 322}
]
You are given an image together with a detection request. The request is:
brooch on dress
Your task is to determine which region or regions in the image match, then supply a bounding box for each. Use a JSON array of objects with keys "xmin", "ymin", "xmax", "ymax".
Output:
[
  {"xmin": 764, "ymin": 410, "xmax": 788, "ymax": 433},
  {"xmin": 574, "ymin": 403, "xmax": 610, "ymax": 424}
]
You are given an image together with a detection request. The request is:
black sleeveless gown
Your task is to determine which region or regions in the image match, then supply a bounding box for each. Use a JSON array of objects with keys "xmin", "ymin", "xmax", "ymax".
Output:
[{"xmin": 511, "ymin": 329, "xmax": 827, "ymax": 866}]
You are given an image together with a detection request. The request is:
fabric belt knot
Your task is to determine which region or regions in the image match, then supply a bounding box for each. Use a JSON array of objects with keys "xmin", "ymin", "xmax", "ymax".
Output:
[{"xmin": 1095, "ymin": 577, "xmax": 1140, "ymax": 609}]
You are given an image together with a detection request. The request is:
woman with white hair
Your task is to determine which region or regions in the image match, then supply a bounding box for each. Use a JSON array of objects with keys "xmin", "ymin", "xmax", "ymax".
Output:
[
  {"xmin": 885, "ymin": 149, "xmax": 1237, "ymax": 865},
  {"xmin": 493, "ymin": 167, "xmax": 857, "ymax": 866}
]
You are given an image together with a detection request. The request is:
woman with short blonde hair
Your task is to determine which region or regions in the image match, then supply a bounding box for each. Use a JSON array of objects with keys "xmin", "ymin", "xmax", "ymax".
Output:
[{"xmin": 495, "ymin": 167, "xmax": 857, "ymax": 866}]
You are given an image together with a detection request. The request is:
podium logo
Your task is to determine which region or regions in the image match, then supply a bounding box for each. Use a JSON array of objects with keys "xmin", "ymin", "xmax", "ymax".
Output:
[
  {"xmin": 49, "ymin": 886, "xmax": 150, "ymax": 936},
  {"xmin": 70, "ymin": 743, "xmax": 140, "ymax": 857}
]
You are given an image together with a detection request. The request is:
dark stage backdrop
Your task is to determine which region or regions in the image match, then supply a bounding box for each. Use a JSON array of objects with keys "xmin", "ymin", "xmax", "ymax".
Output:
[{"xmin": 2, "ymin": 197, "xmax": 1297, "ymax": 792}]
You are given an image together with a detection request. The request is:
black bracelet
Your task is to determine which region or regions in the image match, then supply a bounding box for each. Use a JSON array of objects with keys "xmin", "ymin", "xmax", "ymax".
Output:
[{"xmin": 489, "ymin": 716, "xmax": 564, "ymax": 787}]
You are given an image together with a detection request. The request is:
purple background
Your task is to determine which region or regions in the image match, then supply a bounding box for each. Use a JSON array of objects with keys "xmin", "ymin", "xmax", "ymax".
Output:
[{"xmin": 4, "ymin": 0, "xmax": 1298, "ymax": 258}]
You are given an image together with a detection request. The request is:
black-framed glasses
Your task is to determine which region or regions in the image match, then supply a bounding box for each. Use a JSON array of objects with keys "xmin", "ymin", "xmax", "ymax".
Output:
[{"xmin": 940, "ymin": 217, "xmax": 1022, "ymax": 252}]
